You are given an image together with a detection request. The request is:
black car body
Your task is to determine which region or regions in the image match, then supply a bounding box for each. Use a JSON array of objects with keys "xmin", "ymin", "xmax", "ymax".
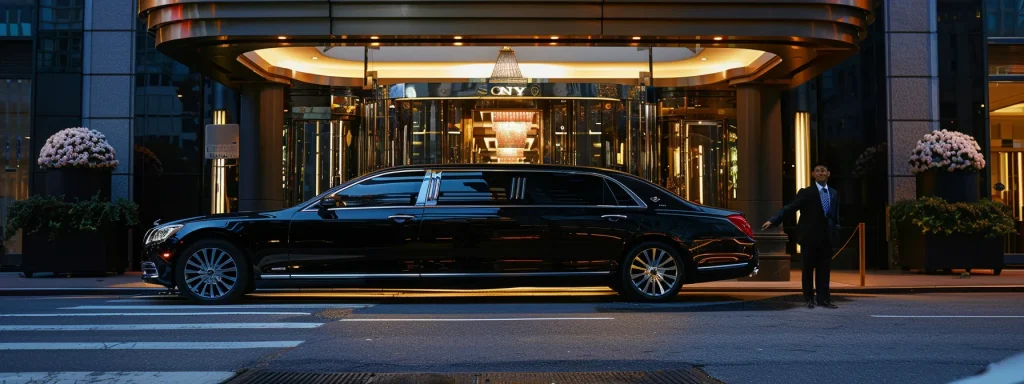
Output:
[{"xmin": 142, "ymin": 165, "xmax": 758, "ymax": 303}]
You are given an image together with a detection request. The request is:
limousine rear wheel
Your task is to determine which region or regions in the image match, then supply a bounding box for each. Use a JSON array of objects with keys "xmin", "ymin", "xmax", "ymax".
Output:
[
  {"xmin": 175, "ymin": 239, "xmax": 250, "ymax": 304},
  {"xmin": 620, "ymin": 242, "xmax": 683, "ymax": 302}
]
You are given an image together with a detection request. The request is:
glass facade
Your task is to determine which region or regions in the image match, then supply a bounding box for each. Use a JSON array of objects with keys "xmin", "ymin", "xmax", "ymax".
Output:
[{"xmin": 986, "ymin": 0, "xmax": 1024, "ymax": 252}]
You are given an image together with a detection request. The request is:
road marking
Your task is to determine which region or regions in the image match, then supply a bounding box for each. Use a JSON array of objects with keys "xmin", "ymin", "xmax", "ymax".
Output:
[
  {"xmin": 0, "ymin": 312, "xmax": 311, "ymax": 317},
  {"xmin": 0, "ymin": 341, "xmax": 304, "ymax": 350},
  {"xmin": 0, "ymin": 371, "xmax": 236, "ymax": 384},
  {"xmin": 872, "ymin": 315, "xmax": 1024, "ymax": 318},
  {"xmin": 0, "ymin": 323, "xmax": 322, "ymax": 331},
  {"xmin": 63, "ymin": 304, "xmax": 372, "ymax": 310},
  {"xmin": 340, "ymin": 317, "xmax": 615, "ymax": 322}
]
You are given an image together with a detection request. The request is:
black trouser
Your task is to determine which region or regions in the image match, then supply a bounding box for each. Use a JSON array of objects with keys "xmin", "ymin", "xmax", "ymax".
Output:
[{"xmin": 801, "ymin": 241, "xmax": 832, "ymax": 304}]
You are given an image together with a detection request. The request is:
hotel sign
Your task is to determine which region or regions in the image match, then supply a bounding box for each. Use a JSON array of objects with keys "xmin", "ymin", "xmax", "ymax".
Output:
[
  {"xmin": 205, "ymin": 124, "xmax": 239, "ymax": 159},
  {"xmin": 489, "ymin": 84, "xmax": 541, "ymax": 97}
]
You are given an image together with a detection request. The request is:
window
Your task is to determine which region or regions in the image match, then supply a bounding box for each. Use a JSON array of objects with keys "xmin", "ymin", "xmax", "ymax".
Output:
[
  {"xmin": 523, "ymin": 172, "xmax": 613, "ymax": 206},
  {"xmin": 331, "ymin": 171, "xmax": 424, "ymax": 208},
  {"xmin": 436, "ymin": 171, "xmax": 514, "ymax": 206},
  {"xmin": 605, "ymin": 179, "xmax": 639, "ymax": 206}
]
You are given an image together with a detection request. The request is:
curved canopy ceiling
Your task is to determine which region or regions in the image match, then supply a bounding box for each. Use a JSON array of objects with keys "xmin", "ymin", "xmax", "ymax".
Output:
[{"xmin": 247, "ymin": 46, "xmax": 772, "ymax": 85}]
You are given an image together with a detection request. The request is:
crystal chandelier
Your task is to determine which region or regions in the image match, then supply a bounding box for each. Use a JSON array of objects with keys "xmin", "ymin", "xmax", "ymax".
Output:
[
  {"xmin": 489, "ymin": 46, "xmax": 527, "ymax": 84},
  {"xmin": 491, "ymin": 111, "xmax": 535, "ymax": 163}
]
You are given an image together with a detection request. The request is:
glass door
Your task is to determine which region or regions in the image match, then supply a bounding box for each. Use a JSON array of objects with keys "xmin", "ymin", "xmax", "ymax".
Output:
[
  {"xmin": 0, "ymin": 79, "xmax": 31, "ymax": 256},
  {"xmin": 283, "ymin": 119, "xmax": 349, "ymax": 205},
  {"xmin": 664, "ymin": 119, "xmax": 727, "ymax": 207}
]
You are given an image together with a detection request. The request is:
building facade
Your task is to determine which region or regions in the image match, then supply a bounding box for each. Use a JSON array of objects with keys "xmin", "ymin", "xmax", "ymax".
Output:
[{"xmin": 1, "ymin": 0, "xmax": 1020, "ymax": 276}]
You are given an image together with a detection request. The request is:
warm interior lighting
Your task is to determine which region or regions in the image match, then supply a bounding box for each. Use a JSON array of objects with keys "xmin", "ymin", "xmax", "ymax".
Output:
[
  {"xmin": 491, "ymin": 111, "xmax": 535, "ymax": 163},
  {"xmin": 632, "ymin": 36, "xmax": 641, "ymax": 40},
  {"xmin": 311, "ymin": 56, "xmax": 318, "ymax": 60},
  {"xmin": 370, "ymin": 42, "xmax": 380, "ymax": 46},
  {"xmin": 1018, "ymin": 153, "xmax": 1023, "ymax": 221},
  {"xmin": 549, "ymin": 42, "xmax": 558, "ymax": 46},
  {"xmin": 698, "ymin": 145, "xmax": 705, "ymax": 204},
  {"xmin": 713, "ymin": 36, "xmax": 723, "ymax": 41},
  {"xmin": 701, "ymin": 57, "xmax": 707, "ymax": 61},
  {"xmin": 370, "ymin": 36, "xmax": 379, "ymax": 40},
  {"xmin": 550, "ymin": 36, "xmax": 559, "ymax": 40},
  {"xmin": 277, "ymin": 36, "xmax": 287, "ymax": 40},
  {"xmin": 794, "ymin": 111, "xmax": 810, "ymax": 250},
  {"xmin": 454, "ymin": 36, "xmax": 462, "ymax": 40},
  {"xmin": 454, "ymin": 42, "xmax": 463, "ymax": 46}
]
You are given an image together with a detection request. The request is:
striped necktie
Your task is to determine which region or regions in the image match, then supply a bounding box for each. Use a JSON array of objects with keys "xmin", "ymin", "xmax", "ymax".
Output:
[{"xmin": 820, "ymin": 186, "xmax": 829, "ymax": 214}]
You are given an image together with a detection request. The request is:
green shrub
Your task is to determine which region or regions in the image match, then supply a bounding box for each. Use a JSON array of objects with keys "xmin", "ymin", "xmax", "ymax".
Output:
[
  {"xmin": 3, "ymin": 194, "xmax": 139, "ymax": 241},
  {"xmin": 889, "ymin": 197, "xmax": 1016, "ymax": 240}
]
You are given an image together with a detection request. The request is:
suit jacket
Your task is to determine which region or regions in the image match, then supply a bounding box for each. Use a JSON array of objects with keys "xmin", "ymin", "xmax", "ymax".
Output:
[{"xmin": 769, "ymin": 184, "xmax": 840, "ymax": 247}]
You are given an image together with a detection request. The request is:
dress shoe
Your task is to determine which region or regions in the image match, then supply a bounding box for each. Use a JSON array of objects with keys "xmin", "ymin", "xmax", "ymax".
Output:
[
  {"xmin": 818, "ymin": 301, "xmax": 838, "ymax": 309},
  {"xmin": 806, "ymin": 300, "xmax": 815, "ymax": 309}
]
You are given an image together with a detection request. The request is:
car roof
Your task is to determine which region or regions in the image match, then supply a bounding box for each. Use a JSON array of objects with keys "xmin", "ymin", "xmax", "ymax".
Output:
[{"xmin": 378, "ymin": 164, "xmax": 636, "ymax": 178}]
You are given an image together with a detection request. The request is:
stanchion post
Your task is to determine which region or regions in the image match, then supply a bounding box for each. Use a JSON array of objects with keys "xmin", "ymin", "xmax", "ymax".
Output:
[{"xmin": 858, "ymin": 222, "xmax": 866, "ymax": 287}]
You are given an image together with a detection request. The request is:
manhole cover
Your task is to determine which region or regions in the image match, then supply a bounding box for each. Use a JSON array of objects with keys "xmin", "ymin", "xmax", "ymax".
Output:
[{"xmin": 227, "ymin": 369, "xmax": 724, "ymax": 384}]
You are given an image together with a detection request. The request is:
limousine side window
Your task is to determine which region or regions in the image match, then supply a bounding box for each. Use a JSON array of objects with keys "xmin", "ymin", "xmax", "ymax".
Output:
[
  {"xmin": 523, "ymin": 172, "xmax": 616, "ymax": 206},
  {"xmin": 605, "ymin": 179, "xmax": 640, "ymax": 207},
  {"xmin": 435, "ymin": 171, "xmax": 515, "ymax": 206},
  {"xmin": 330, "ymin": 170, "xmax": 425, "ymax": 208}
]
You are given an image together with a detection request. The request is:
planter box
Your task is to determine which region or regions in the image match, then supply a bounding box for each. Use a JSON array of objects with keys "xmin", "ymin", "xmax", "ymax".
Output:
[
  {"xmin": 21, "ymin": 229, "xmax": 125, "ymax": 276},
  {"xmin": 915, "ymin": 170, "xmax": 979, "ymax": 203},
  {"xmin": 897, "ymin": 224, "xmax": 1004, "ymax": 274},
  {"xmin": 46, "ymin": 168, "xmax": 112, "ymax": 202}
]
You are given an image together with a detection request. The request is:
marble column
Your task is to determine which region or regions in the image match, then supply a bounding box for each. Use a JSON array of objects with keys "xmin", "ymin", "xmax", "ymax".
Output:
[
  {"xmin": 731, "ymin": 85, "xmax": 790, "ymax": 281},
  {"xmin": 238, "ymin": 83, "xmax": 286, "ymax": 212}
]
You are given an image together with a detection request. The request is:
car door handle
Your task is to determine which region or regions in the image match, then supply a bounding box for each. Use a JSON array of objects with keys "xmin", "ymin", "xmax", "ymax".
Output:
[
  {"xmin": 388, "ymin": 214, "xmax": 416, "ymax": 223},
  {"xmin": 602, "ymin": 214, "xmax": 628, "ymax": 222}
]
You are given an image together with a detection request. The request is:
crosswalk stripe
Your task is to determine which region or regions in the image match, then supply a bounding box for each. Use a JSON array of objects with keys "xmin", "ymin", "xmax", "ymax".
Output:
[
  {"xmin": 63, "ymin": 304, "xmax": 372, "ymax": 310},
  {"xmin": 0, "ymin": 312, "xmax": 311, "ymax": 317},
  {"xmin": 0, "ymin": 341, "xmax": 304, "ymax": 350},
  {"xmin": 0, "ymin": 323, "xmax": 322, "ymax": 331},
  {"xmin": 0, "ymin": 372, "xmax": 236, "ymax": 384}
]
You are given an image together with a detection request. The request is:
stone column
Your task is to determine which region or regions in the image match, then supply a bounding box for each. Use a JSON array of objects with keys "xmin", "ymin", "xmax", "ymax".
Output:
[
  {"xmin": 81, "ymin": 0, "xmax": 136, "ymax": 201},
  {"xmin": 886, "ymin": 0, "xmax": 940, "ymax": 203},
  {"xmin": 238, "ymin": 84, "xmax": 286, "ymax": 212},
  {"xmin": 732, "ymin": 85, "xmax": 790, "ymax": 281}
]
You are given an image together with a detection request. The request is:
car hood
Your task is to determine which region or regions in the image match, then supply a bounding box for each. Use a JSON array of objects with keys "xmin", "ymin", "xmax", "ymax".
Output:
[{"xmin": 156, "ymin": 210, "xmax": 288, "ymax": 227}]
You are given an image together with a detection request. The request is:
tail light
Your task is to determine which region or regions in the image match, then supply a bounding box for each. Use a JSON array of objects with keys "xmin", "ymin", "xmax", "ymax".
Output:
[{"xmin": 727, "ymin": 214, "xmax": 755, "ymax": 239}]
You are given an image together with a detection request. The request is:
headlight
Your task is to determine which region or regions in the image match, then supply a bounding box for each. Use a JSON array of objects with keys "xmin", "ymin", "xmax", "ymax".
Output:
[{"xmin": 145, "ymin": 225, "xmax": 183, "ymax": 244}]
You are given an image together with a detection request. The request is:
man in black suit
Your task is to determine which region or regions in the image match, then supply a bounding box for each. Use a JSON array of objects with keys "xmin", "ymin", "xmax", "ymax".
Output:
[{"xmin": 761, "ymin": 162, "xmax": 840, "ymax": 309}]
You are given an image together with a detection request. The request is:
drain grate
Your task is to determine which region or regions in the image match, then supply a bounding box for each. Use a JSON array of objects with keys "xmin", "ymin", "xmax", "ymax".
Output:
[{"xmin": 226, "ymin": 369, "xmax": 725, "ymax": 384}]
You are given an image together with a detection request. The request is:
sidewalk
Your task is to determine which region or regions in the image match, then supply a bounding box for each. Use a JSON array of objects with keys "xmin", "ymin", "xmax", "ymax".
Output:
[{"xmin": 1, "ymin": 269, "xmax": 1023, "ymax": 296}]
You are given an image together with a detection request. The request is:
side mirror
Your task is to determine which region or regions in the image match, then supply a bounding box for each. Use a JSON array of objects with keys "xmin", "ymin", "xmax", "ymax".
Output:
[{"xmin": 318, "ymin": 197, "xmax": 336, "ymax": 209}]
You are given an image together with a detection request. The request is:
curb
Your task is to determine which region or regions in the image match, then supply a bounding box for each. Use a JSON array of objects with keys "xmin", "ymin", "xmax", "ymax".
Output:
[{"xmin": 1, "ymin": 286, "xmax": 1023, "ymax": 296}]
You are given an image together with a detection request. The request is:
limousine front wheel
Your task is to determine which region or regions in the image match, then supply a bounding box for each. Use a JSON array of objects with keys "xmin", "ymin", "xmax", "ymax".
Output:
[
  {"xmin": 621, "ymin": 242, "xmax": 683, "ymax": 302},
  {"xmin": 175, "ymin": 239, "xmax": 250, "ymax": 304}
]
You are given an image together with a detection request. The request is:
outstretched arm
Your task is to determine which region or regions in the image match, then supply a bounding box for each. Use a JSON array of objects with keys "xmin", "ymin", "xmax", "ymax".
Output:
[{"xmin": 761, "ymin": 188, "xmax": 808, "ymax": 230}]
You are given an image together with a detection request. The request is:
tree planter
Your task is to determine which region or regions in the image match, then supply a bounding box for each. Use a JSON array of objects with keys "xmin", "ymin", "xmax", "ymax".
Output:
[
  {"xmin": 46, "ymin": 168, "xmax": 112, "ymax": 202},
  {"xmin": 915, "ymin": 170, "xmax": 979, "ymax": 203},
  {"xmin": 896, "ymin": 223, "xmax": 1004, "ymax": 274},
  {"xmin": 20, "ymin": 228, "xmax": 125, "ymax": 276}
]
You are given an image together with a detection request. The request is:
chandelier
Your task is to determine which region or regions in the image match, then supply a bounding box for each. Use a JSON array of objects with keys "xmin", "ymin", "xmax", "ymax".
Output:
[
  {"xmin": 491, "ymin": 111, "xmax": 535, "ymax": 163},
  {"xmin": 489, "ymin": 46, "xmax": 527, "ymax": 84}
]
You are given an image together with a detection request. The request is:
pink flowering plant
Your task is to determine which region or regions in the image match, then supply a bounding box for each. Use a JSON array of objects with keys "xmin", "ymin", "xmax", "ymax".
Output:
[
  {"xmin": 37, "ymin": 127, "xmax": 119, "ymax": 169},
  {"xmin": 908, "ymin": 130, "xmax": 986, "ymax": 173}
]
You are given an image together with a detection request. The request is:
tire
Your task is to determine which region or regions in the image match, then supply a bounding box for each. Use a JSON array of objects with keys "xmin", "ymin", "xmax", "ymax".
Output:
[
  {"xmin": 619, "ymin": 242, "xmax": 684, "ymax": 302},
  {"xmin": 174, "ymin": 239, "xmax": 250, "ymax": 304}
]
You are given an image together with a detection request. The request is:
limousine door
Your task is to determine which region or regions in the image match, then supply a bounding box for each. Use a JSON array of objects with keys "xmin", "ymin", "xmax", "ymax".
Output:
[{"xmin": 286, "ymin": 170, "xmax": 428, "ymax": 277}]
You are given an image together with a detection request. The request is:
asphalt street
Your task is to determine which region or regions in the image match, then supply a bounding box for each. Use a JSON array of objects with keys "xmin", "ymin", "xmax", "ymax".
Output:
[{"xmin": 0, "ymin": 291, "xmax": 1021, "ymax": 383}]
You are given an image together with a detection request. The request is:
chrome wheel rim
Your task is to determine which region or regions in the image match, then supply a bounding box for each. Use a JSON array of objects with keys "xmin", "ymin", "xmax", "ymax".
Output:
[
  {"xmin": 183, "ymin": 248, "xmax": 238, "ymax": 299},
  {"xmin": 629, "ymin": 248, "xmax": 679, "ymax": 297}
]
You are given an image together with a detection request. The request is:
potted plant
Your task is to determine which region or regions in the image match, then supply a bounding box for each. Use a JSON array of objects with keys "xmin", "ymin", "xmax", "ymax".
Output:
[
  {"xmin": 38, "ymin": 127, "xmax": 119, "ymax": 201},
  {"xmin": 909, "ymin": 130, "xmax": 985, "ymax": 203},
  {"xmin": 4, "ymin": 194, "xmax": 138, "ymax": 276},
  {"xmin": 890, "ymin": 197, "xmax": 1014, "ymax": 274}
]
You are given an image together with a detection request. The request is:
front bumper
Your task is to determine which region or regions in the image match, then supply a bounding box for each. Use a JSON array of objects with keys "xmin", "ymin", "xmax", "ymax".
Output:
[{"xmin": 140, "ymin": 240, "xmax": 178, "ymax": 288}]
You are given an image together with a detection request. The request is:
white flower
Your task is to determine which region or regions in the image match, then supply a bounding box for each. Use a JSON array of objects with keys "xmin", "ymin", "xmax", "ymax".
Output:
[
  {"xmin": 908, "ymin": 130, "xmax": 985, "ymax": 174},
  {"xmin": 36, "ymin": 127, "xmax": 118, "ymax": 169}
]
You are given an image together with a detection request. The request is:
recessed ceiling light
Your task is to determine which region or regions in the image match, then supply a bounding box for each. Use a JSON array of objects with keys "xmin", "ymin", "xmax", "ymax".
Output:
[
  {"xmin": 371, "ymin": 42, "xmax": 380, "ymax": 46},
  {"xmin": 312, "ymin": 56, "xmax": 318, "ymax": 60},
  {"xmin": 277, "ymin": 36, "xmax": 287, "ymax": 40},
  {"xmin": 701, "ymin": 57, "xmax": 707, "ymax": 61},
  {"xmin": 632, "ymin": 36, "xmax": 641, "ymax": 40},
  {"xmin": 550, "ymin": 36, "xmax": 559, "ymax": 40},
  {"xmin": 713, "ymin": 36, "xmax": 723, "ymax": 41},
  {"xmin": 454, "ymin": 36, "xmax": 462, "ymax": 40},
  {"xmin": 549, "ymin": 42, "xmax": 558, "ymax": 46},
  {"xmin": 454, "ymin": 42, "xmax": 463, "ymax": 46},
  {"xmin": 370, "ymin": 36, "xmax": 379, "ymax": 40}
]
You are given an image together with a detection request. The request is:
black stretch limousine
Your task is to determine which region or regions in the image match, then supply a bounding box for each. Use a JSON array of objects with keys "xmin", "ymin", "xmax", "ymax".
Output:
[{"xmin": 142, "ymin": 164, "xmax": 759, "ymax": 304}]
